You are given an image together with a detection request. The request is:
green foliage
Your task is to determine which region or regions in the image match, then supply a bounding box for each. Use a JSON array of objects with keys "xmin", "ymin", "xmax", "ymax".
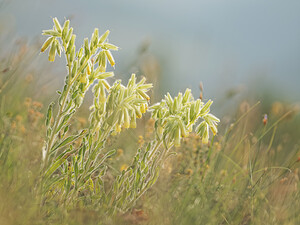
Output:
[
  {"xmin": 1, "ymin": 17, "xmax": 299, "ymax": 225},
  {"xmin": 39, "ymin": 18, "xmax": 219, "ymax": 213},
  {"xmin": 146, "ymin": 102, "xmax": 300, "ymax": 225}
]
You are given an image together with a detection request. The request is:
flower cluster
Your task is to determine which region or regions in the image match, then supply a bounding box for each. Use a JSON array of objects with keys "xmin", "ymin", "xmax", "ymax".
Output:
[
  {"xmin": 39, "ymin": 18, "xmax": 219, "ymax": 215},
  {"xmin": 90, "ymin": 74, "xmax": 152, "ymax": 134},
  {"xmin": 151, "ymin": 88, "xmax": 219, "ymax": 146}
]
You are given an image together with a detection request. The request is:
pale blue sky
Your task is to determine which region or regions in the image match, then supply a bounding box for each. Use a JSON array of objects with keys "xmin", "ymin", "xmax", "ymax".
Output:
[{"xmin": 1, "ymin": 0, "xmax": 300, "ymax": 102}]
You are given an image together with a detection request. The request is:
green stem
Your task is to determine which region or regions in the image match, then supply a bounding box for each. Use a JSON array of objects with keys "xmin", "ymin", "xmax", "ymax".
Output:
[
  {"xmin": 149, "ymin": 139, "xmax": 163, "ymax": 159},
  {"xmin": 42, "ymin": 49, "xmax": 72, "ymax": 173},
  {"xmin": 124, "ymin": 144, "xmax": 171, "ymax": 212}
]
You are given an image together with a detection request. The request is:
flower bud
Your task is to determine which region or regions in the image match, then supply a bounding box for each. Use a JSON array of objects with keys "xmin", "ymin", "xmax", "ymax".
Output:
[
  {"xmin": 67, "ymin": 34, "xmax": 76, "ymax": 54},
  {"xmin": 42, "ymin": 29, "xmax": 60, "ymax": 36},
  {"xmin": 97, "ymin": 51, "xmax": 106, "ymax": 72},
  {"xmin": 140, "ymin": 104, "xmax": 146, "ymax": 114},
  {"xmin": 102, "ymin": 80, "xmax": 110, "ymax": 90},
  {"xmin": 71, "ymin": 61, "xmax": 78, "ymax": 78},
  {"xmin": 202, "ymin": 124, "xmax": 209, "ymax": 144},
  {"xmin": 55, "ymin": 39, "xmax": 61, "ymax": 56},
  {"xmin": 179, "ymin": 120, "xmax": 187, "ymax": 137},
  {"xmin": 209, "ymin": 123, "xmax": 218, "ymax": 136},
  {"xmin": 194, "ymin": 99, "xmax": 201, "ymax": 116},
  {"xmin": 97, "ymin": 72, "xmax": 114, "ymax": 80},
  {"xmin": 195, "ymin": 121, "xmax": 206, "ymax": 136},
  {"xmin": 184, "ymin": 108, "xmax": 190, "ymax": 124},
  {"xmin": 135, "ymin": 106, "xmax": 142, "ymax": 118},
  {"xmin": 130, "ymin": 112, "xmax": 137, "ymax": 128},
  {"xmin": 105, "ymin": 50, "xmax": 115, "ymax": 67},
  {"xmin": 103, "ymin": 43, "xmax": 119, "ymax": 51},
  {"xmin": 137, "ymin": 89, "xmax": 150, "ymax": 101},
  {"xmin": 200, "ymin": 100, "xmax": 213, "ymax": 115},
  {"xmin": 99, "ymin": 83, "xmax": 106, "ymax": 103},
  {"xmin": 62, "ymin": 20, "xmax": 70, "ymax": 40},
  {"xmin": 86, "ymin": 62, "xmax": 91, "ymax": 75},
  {"xmin": 70, "ymin": 46, "xmax": 75, "ymax": 62},
  {"xmin": 182, "ymin": 88, "xmax": 191, "ymax": 104},
  {"xmin": 174, "ymin": 128, "xmax": 181, "ymax": 147},
  {"xmin": 173, "ymin": 96, "xmax": 178, "ymax": 113},
  {"xmin": 123, "ymin": 108, "xmax": 130, "ymax": 129},
  {"xmin": 205, "ymin": 113, "xmax": 220, "ymax": 123},
  {"xmin": 99, "ymin": 30, "xmax": 110, "ymax": 44},
  {"xmin": 48, "ymin": 41, "xmax": 56, "ymax": 62},
  {"xmin": 84, "ymin": 38, "xmax": 90, "ymax": 56},
  {"xmin": 190, "ymin": 103, "xmax": 195, "ymax": 121},
  {"xmin": 65, "ymin": 27, "xmax": 73, "ymax": 44},
  {"xmin": 127, "ymin": 73, "xmax": 136, "ymax": 89},
  {"xmin": 177, "ymin": 92, "xmax": 182, "ymax": 105},
  {"xmin": 77, "ymin": 47, "xmax": 83, "ymax": 59},
  {"xmin": 116, "ymin": 124, "xmax": 121, "ymax": 133},
  {"xmin": 90, "ymin": 28, "xmax": 99, "ymax": 50},
  {"xmin": 41, "ymin": 37, "xmax": 54, "ymax": 52},
  {"xmin": 138, "ymin": 83, "xmax": 153, "ymax": 90},
  {"xmin": 53, "ymin": 17, "xmax": 62, "ymax": 33},
  {"xmin": 117, "ymin": 109, "xmax": 124, "ymax": 125}
]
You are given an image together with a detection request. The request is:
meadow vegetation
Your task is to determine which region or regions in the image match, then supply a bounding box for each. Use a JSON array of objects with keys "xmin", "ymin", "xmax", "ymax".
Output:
[{"xmin": 0, "ymin": 18, "xmax": 299, "ymax": 225}]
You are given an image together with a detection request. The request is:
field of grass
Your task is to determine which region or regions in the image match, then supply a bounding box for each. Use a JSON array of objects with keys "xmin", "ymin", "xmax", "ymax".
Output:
[{"xmin": 0, "ymin": 31, "xmax": 300, "ymax": 225}]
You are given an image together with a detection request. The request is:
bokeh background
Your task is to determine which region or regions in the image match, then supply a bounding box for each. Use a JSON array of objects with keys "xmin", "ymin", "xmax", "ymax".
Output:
[
  {"xmin": 1, "ymin": 0, "xmax": 300, "ymax": 107},
  {"xmin": 1, "ymin": 1, "xmax": 300, "ymax": 224}
]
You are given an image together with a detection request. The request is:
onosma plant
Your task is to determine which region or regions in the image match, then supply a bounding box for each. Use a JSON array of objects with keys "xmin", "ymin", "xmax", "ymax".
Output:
[{"xmin": 40, "ymin": 18, "xmax": 219, "ymax": 214}]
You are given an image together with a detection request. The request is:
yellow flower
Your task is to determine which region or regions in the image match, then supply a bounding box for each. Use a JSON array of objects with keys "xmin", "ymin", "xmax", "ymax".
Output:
[
  {"xmin": 116, "ymin": 148, "xmax": 124, "ymax": 157},
  {"xmin": 120, "ymin": 164, "xmax": 128, "ymax": 172}
]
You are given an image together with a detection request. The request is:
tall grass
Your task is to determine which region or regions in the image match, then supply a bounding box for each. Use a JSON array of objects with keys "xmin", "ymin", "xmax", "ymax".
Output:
[
  {"xmin": 0, "ymin": 25, "xmax": 299, "ymax": 224},
  {"xmin": 144, "ymin": 101, "xmax": 300, "ymax": 225}
]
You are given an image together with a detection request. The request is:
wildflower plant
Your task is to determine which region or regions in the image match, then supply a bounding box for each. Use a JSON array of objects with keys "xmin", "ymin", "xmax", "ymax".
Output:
[{"xmin": 40, "ymin": 18, "xmax": 219, "ymax": 213}]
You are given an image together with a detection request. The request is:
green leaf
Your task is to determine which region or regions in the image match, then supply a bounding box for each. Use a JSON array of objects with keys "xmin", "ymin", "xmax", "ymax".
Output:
[
  {"xmin": 44, "ymin": 149, "xmax": 74, "ymax": 179},
  {"xmin": 43, "ymin": 174, "xmax": 65, "ymax": 194},
  {"xmin": 45, "ymin": 102, "xmax": 54, "ymax": 127},
  {"xmin": 51, "ymin": 129, "xmax": 87, "ymax": 153},
  {"xmin": 74, "ymin": 160, "xmax": 79, "ymax": 189}
]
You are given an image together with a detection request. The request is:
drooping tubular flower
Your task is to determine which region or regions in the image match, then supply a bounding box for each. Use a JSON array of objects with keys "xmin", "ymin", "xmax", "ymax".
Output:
[{"xmin": 150, "ymin": 88, "xmax": 219, "ymax": 146}]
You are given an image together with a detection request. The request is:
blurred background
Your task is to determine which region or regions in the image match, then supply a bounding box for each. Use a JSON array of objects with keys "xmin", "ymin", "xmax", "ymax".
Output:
[
  {"xmin": 1, "ymin": 0, "xmax": 300, "ymax": 109},
  {"xmin": 1, "ymin": 1, "xmax": 300, "ymax": 224}
]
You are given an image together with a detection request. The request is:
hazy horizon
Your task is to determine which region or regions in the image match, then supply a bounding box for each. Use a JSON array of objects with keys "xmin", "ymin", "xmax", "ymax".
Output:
[{"xmin": 1, "ymin": 0, "xmax": 300, "ymax": 102}]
